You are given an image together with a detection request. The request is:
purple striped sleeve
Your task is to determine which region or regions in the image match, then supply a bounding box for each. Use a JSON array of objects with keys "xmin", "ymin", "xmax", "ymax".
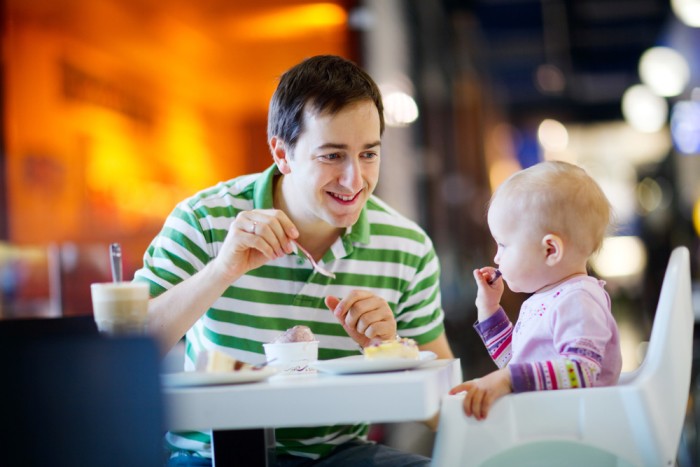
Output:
[
  {"xmin": 474, "ymin": 308, "xmax": 513, "ymax": 368},
  {"xmin": 509, "ymin": 358, "xmax": 598, "ymax": 393},
  {"xmin": 509, "ymin": 362, "xmax": 538, "ymax": 392}
]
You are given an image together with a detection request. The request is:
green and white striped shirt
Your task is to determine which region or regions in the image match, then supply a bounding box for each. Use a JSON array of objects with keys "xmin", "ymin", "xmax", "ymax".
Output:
[{"xmin": 134, "ymin": 164, "xmax": 445, "ymax": 460}]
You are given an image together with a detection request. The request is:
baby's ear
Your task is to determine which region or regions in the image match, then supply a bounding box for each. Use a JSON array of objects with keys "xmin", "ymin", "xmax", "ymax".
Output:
[{"xmin": 542, "ymin": 234, "xmax": 563, "ymax": 266}]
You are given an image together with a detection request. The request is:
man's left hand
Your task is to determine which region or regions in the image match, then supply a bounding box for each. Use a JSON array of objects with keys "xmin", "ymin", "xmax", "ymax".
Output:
[{"xmin": 325, "ymin": 292, "xmax": 397, "ymax": 348}]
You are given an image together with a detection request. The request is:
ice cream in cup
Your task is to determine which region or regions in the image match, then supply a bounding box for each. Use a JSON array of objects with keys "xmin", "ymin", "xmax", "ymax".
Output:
[{"xmin": 263, "ymin": 325, "xmax": 319, "ymax": 374}]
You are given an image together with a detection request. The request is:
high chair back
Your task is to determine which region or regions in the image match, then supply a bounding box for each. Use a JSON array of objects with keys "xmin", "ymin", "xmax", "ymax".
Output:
[{"xmin": 432, "ymin": 246, "xmax": 693, "ymax": 467}]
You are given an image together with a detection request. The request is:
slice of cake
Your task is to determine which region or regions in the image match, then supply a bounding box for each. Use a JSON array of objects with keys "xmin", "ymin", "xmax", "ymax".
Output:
[
  {"xmin": 364, "ymin": 337, "xmax": 420, "ymax": 360},
  {"xmin": 203, "ymin": 349, "xmax": 253, "ymax": 372}
]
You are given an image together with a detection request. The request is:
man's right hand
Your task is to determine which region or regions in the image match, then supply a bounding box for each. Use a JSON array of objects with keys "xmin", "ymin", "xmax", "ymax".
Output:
[
  {"xmin": 147, "ymin": 208, "xmax": 299, "ymax": 353},
  {"xmin": 213, "ymin": 209, "xmax": 299, "ymax": 281}
]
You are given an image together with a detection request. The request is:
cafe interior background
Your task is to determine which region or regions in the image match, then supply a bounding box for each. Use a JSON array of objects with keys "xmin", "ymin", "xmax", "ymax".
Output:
[{"xmin": 1, "ymin": 0, "xmax": 699, "ymax": 462}]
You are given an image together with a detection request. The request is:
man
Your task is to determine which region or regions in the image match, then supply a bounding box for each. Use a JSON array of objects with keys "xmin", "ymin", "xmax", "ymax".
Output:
[{"xmin": 135, "ymin": 55, "xmax": 453, "ymax": 466}]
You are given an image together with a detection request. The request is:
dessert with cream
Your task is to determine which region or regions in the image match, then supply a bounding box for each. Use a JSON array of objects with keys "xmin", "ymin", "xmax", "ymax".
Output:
[
  {"xmin": 271, "ymin": 325, "xmax": 315, "ymax": 343},
  {"xmin": 264, "ymin": 325, "xmax": 319, "ymax": 373},
  {"xmin": 364, "ymin": 337, "xmax": 420, "ymax": 360}
]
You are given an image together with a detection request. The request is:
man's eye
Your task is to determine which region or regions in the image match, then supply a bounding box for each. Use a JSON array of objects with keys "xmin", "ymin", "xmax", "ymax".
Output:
[
  {"xmin": 322, "ymin": 153, "xmax": 340, "ymax": 160},
  {"xmin": 362, "ymin": 152, "xmax": 379, "ymax": 160}
]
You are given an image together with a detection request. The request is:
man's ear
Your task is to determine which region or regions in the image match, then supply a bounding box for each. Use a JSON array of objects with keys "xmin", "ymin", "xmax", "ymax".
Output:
[
  {"xmin": 270, "ymin": 137, "xmax": 291, "ymax": 174},
  {"xmin": 542, "ymin": 234, "xmax": 564, "ymax": 266}
]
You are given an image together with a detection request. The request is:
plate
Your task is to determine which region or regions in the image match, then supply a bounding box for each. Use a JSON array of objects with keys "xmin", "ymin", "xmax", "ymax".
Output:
[
  {"xmin": 309, "ymin": 351, "xmax": 437, "ymax": 375},
  {"xmin": 161, "ymin": 367, "xmax": 276, "ymax": 387}
]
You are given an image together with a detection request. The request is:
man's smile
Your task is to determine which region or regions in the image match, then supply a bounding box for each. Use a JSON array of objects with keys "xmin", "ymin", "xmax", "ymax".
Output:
[{"xmin": 328, "ymin": 191, "xmax": 361, "ymax": 203}]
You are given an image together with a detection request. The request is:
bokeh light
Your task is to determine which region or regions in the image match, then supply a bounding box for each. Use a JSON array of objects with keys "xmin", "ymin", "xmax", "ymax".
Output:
[
  {"xmin": 622, "ymin": 84, "xmax": 668, "ymax": 133},
  {"xmin": 383, "ymin": 91, "xmax": 419, "ymax": 127},
  {"xmin": 537, "ymin": 119, "xmax": 569, "ymax": 151},
  {"xmin": 636, "ymin": 176, "xmax": 674, "ymax": 217},
  {"xmin": 637, "ymin": 177, "xmax": 664, "ymax": 214},
  {"xmin": 671, "ymin": 100, "xmax": 700, "ymax": 155},
  {"xmin": 694, "ymin": 197, "xmax": 700, "ymax": 237},
  {"xmin": 672, "ymin": 0, "xmax": 700, "ymax": 27},
  {"xmin": 230, "ymin": 3, "xmax": 348, "ymax": 40},
  {"xmin": 534, "ymin": 64, "xmax": 566, "ymax": 94},
  {"xmin": 639, "ymin": 47, "xmax": 690, "ymax": 97},
  {"xmin": 591, "ymin": 236, "xmax": 647, "ymax": 278}
]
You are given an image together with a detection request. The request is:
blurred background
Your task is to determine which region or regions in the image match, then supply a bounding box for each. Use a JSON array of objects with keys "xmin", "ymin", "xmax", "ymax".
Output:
[{"xmin": 1, "ymin": 0, "xmax": 699, "ymax": 463}]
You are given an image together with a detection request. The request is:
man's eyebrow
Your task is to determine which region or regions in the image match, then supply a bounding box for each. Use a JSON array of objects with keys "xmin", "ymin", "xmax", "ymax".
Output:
[{"xmin": 316, "ymin": 141, "xmax": 381, "ymax": 151}]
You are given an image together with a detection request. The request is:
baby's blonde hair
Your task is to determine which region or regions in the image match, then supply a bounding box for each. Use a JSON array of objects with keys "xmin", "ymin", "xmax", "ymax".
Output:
[{"xmin": 490, "ymin": 161, "xmax": 611, "ymax": 257}]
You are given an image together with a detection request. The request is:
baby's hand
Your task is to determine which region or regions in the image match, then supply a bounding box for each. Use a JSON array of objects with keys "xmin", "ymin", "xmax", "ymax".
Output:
[
  {"xmin": 473, "ymin": 267, "xmax": 504, "ymax": 320},
  {"xmin": 449, "ymin": 368, "xmax": 512, "ymax": 420}
]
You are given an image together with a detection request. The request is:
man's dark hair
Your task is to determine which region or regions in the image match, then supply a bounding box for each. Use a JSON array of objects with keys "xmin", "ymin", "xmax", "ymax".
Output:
[{"xmin": 267, "ymin": 55, "xmax": 384, "ymax": 151}]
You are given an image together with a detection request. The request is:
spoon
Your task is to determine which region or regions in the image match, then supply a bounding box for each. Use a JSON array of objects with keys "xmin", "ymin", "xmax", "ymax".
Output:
[
  {"xmin": 293, "ymin": 240, "xmax": 336, "ymax": 279},
  {"xmin": 487, "ymin": 269, "xmax": 502, "ymax": 285},
  {"xmin": 110, "ymin": 243, "xmax": 123, "ymax": 283},
  {"xmin": 253, "ymin": 358, "xmax": 277, "ymax": 370}
]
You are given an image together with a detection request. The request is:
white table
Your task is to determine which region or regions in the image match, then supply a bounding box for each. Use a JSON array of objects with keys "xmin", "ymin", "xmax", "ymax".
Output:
[{"xmin": 164, "ymin": 359, "xmax": 462, "ymax": 466}]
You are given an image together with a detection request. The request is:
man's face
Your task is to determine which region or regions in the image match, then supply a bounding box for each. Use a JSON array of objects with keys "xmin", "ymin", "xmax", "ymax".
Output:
[{"xmin": 276, "ymin": 99, "xmax": 381, "ymax": 230}]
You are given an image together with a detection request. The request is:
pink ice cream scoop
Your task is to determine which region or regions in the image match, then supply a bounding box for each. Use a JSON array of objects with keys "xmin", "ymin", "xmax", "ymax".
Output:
[{"xmin": 272, "ymin": 325, "xmax": 315, "ymax": 343}]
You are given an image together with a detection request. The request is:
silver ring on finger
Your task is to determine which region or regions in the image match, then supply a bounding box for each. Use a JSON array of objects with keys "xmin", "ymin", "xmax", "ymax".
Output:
[{"xmin": 250, "ymin": 221, "xmax": 258, "ymax": 235}]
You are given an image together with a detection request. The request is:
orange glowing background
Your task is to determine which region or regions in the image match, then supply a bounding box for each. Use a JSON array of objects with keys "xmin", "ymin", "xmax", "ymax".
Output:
[{"xmin": 2, "ymin": 0, "xmax": 354, "ymax": 252}]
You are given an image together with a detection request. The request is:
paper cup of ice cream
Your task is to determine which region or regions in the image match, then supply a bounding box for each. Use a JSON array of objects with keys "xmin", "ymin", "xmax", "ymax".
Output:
[{"xmin": 264, "ymin": 325, "xmax": 319, "ymax": 374}]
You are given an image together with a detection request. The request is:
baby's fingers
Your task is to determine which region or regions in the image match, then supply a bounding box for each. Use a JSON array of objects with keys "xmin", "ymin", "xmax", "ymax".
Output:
[
  {"xmin": 450, "ymin": 379, "xmax": 476, "ymax": 395},
  {"xmin": 474, "ymin": 267, "xmax": 500, "ymax": 285},
  {"xmin": 464, "ymin": 387, "xmax": 484, "ymax": 418},
  {"xmin": 479, "ymin": 397, "xmax": 493, "ymax": 419},
  {"xmin": 473, "ymin": 269, "xmax": 487, "ymax": 284}
]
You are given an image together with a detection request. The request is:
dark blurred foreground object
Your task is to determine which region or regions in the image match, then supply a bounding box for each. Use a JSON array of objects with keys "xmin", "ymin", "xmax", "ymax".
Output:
[
  {"xmin": 0, "ymin": 318, "xmax": 165, "ymax": 467},
  {"xmin": 0, "ymin": 314, "xmax": 98, "ymax": 339}
]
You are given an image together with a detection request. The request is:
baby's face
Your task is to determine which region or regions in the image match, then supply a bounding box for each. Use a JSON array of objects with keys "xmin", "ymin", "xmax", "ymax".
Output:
[{"xmin": 487, "ymin": 200, "xmax": 551, "ymax": 294}]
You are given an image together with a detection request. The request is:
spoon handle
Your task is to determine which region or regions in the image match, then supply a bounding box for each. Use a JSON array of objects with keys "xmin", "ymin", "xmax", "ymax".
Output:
[
  {"xmin": 487, "ymin": 269, "xmax": 502, "ymax": 285},
  {"xmin": 293, "ymin": 240, "xmax": 336, "ymax": 279},
  {"xmin": 110, "ymin": 243, "xmax": 123, "ymax": 283},
  {"xmin": 254, "ymin": 358, "xmax": 278, "ymax": 370}
]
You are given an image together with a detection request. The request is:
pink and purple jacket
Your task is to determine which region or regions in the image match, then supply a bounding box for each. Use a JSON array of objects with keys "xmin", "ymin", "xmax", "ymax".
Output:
[{"xmin": 474, "ymin": 276, "xmax": 622, "ymax": 392}]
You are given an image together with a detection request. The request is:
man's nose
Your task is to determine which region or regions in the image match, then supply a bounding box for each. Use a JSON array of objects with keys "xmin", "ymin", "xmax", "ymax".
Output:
[{"xmin": 339, "ymin": 158, "xmax": 362, "ymax": 191}]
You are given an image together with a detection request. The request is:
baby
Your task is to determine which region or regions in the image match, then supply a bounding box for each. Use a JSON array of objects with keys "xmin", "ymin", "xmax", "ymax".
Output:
[{"xmin": 450, "ymin": 160, "xmax": 622, "ymax": 419}]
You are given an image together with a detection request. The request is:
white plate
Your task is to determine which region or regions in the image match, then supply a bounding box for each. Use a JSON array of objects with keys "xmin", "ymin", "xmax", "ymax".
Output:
[
  {"xmin": 309, "ymin": 351, "xmax": 437, "ymax": 375},
  {"xmin": 161, "ymin": 367, "xmax": 276, "ymax": 387}
]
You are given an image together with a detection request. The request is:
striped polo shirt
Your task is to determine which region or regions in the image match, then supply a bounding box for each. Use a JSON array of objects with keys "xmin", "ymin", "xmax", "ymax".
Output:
[{"xmin": 134, "ymin": 164, "xmax": 445, "ymax": 460}]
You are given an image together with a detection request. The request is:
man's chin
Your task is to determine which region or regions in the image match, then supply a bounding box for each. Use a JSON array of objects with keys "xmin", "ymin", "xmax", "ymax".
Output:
[{"xmin": 326, "ymin": 212, "xmax": 361, "ymax": 229}]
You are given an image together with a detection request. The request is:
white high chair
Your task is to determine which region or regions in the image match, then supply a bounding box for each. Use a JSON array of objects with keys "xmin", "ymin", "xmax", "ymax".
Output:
[{"xmin": 432, "ymin": 246, "xmax": 693, "ymax": 467}]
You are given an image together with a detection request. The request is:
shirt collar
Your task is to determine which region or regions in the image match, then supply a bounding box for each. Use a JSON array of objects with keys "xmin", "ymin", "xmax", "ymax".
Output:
[{"xmin": 252, "ymin": 164, "xmax": 278, "ymax": 209}]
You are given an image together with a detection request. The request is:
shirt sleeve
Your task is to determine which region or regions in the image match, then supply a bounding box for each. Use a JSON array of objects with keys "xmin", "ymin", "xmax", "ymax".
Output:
[
  {"xmin": 133, "ymin": 202, "xmax": 212, "ymax": 297},
  {"xmin": 509, "ymin": 291, "xmax": 613, "ymax": 392},
  {"xmin": 474, "ymin": 307, "xmax": 513, "ymax": 368}
]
